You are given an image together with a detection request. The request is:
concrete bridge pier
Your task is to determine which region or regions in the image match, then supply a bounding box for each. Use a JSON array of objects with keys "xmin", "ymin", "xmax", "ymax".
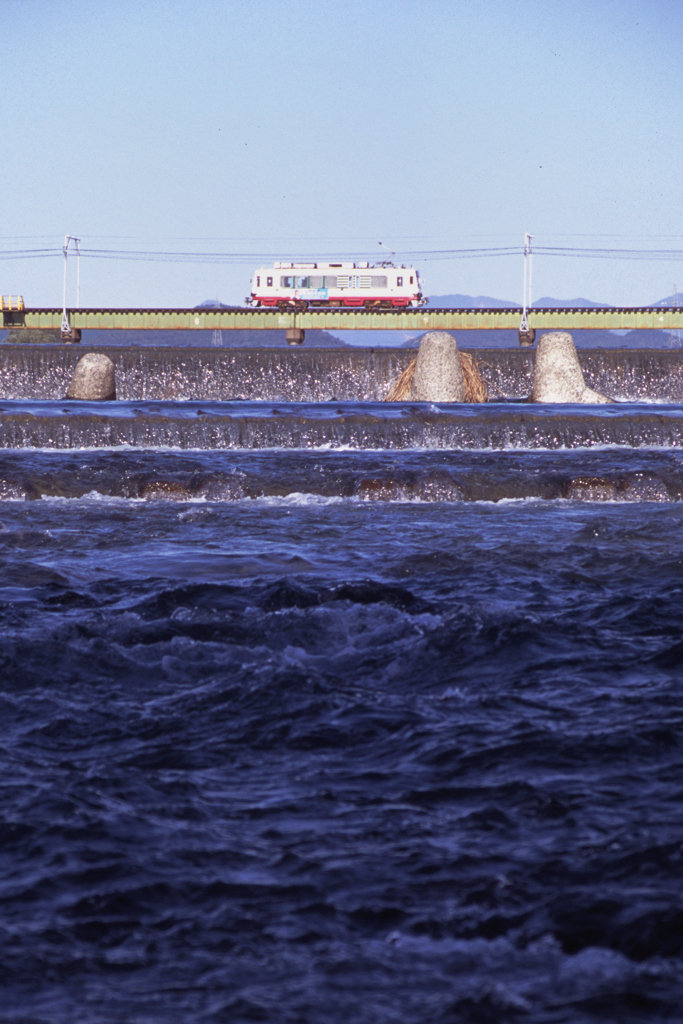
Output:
[{"xmin": 286, "ymin": 328, "xmax": 305, "ymax": 346}]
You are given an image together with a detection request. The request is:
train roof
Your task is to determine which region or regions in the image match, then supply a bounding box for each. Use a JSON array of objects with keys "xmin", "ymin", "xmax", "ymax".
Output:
[{"xmin": 259, "ymin": 261, "xmax": 415, "ymax": 270}]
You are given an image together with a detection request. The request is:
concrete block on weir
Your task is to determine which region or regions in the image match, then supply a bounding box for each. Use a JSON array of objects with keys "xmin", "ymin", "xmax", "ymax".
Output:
[
  {"xmin": 410, "ymin": 332, "xmax": 466, "ymax": 402},
  {"xmin": 66, "ymin": 353, "xmax": 117, "ymax": 401},
  {"xmin": 532, "ymin": 332, "xmax": 610, "ymax": 403}
]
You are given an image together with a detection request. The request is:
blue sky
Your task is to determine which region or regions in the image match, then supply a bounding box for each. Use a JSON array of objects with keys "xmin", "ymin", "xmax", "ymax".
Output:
[{"xmin": 2, "ymin": 0, "xmax": 682, "ymax": 309}]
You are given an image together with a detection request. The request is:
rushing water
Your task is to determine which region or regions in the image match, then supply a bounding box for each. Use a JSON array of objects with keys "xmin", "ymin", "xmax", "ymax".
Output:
[
  {"xmin": 2, "ymin": 346, "xmax": 683, "ymax": 402},
  {"xmin": 1, "ymin": 389, "xmax": 683, "ymax": 1023}
]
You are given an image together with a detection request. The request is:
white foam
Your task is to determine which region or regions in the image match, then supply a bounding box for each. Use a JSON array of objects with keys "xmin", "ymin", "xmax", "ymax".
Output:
[
  {"xmin": 40, "ymin": 490, "xmax": 145, "ymax": 505},
  {"xmin": 247, "ymin": 492, "xmax": 346, "ymax": 507}
]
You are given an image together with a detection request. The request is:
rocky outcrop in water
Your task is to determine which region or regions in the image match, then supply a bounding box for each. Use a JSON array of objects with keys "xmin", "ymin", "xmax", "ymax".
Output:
[{"xmin": 0, "ymin": 448, "xmax": 680, "ymax": 504}]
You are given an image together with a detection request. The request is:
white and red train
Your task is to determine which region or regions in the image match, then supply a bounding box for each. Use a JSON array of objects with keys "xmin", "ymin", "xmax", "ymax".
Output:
[{"xmin": 246, "ymin": 262, "xmax": 426, "ymax": 310}]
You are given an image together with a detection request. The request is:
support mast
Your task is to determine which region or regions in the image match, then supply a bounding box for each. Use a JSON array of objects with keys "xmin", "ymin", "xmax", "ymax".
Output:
[{"xmin": 518, "ymin": 232, "xmax": 535, "ymax": 346}]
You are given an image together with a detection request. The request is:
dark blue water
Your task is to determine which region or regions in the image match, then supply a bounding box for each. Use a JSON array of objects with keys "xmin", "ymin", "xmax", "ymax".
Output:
[{"xmin": 1, "ymin": 402, "xmax": 682, "ymax": 1022}]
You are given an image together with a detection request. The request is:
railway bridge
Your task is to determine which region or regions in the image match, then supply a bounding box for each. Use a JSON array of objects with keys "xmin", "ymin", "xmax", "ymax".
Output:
[{"xmin": 3, "ymin": 304, "xmax": 683, "ymax": 345}]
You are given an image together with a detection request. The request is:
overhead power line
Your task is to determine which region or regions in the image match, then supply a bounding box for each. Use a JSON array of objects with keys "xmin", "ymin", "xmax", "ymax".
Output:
[
  {"xmin": 2, "ymin": 244, "xmax": 683, "ymax": 264},
  {"xmin": 0, "ymin": 247, "xmax": 65, "ymax": 259},
  {"xmin": 536, "ymin": 246, "xmax": 683, "ymax": 261}
]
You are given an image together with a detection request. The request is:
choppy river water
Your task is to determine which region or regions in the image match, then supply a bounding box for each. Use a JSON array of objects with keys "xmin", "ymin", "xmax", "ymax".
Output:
[{"xmin": 0, "ymin": 393, "xmax": 682, "ymax": 1023}]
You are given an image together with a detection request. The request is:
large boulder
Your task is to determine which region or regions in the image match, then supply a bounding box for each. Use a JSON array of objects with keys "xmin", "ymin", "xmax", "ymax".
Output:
[
  {"xmin": 66, "ymin": 353, "xmax": 117, "ymax": 401},
  {"xmin": 532, "ymin": 332, "xmax": 610, "ymax": 403},
  {"xmin": 410, "ymin": 331, "xmax": 466, "ymax": 402}
]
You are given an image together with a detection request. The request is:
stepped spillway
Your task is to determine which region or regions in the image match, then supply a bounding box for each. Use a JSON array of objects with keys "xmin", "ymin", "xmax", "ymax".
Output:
[
  {"xmin": 1, "ymin": 400, "xmax": 683, "ymax": 451},
  {"xmin": 1, "ymin": 346, "xmax": 683, "ymax": 401}
]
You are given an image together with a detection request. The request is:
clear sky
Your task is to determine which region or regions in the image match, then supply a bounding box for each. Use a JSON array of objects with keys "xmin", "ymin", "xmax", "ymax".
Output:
[{"xmin": 2, "ymin": 0, "xmax": 682, "ymax": 309}]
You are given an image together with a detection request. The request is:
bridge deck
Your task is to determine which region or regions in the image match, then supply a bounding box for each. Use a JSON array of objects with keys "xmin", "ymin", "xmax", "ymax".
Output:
[{"xmin": 3, "ymin": 306, "xmax": 683, "ymax": 331}]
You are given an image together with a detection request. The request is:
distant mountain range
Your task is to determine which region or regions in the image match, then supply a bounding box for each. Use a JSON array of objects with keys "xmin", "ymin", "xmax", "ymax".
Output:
[
  {"xmin": 71, "ymin": 328, "xmax": 348, "ymax": 348},
  {"xmin": 1, "ymin": 327, "xmax": 348, "ymax": 348},
  {"xmin": 429, "ymin": 294, "xmax": 601, "ymax": 309},
  {"xmin": 429, "ymin": 293, "xmax": 683, "ymax": 309}
]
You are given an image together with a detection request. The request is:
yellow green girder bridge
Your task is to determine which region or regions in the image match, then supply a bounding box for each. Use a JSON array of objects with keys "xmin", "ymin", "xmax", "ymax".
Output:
[{"xmin": 4, "ymin": 305, "xmax": 683, "ymax": 339}]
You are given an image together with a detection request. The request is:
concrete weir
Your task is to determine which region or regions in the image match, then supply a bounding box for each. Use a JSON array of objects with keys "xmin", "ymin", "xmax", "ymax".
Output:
[
  {"xmin": 0, "ymin": 345, "xmax": 683, "ymax": 403},
  {"xmin": 1, "ymin": 403, "xmax": 683, "ymax": 451}
]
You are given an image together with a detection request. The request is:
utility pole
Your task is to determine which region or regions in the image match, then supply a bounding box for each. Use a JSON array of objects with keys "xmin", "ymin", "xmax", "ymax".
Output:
[
  {"xmin": 673, "ymin": 284, "xmax": 681, "ymax": 347},
  {"xmin": 518, "ymin": 232, "xmax": 535, "ymax": 346},
  {"xmin": 61, "ymin": 235, "xmax": 81, "ymax": 338},
  {"xmin": 75, "ymin": 236, "xmax": 81, "ymax": 308}
]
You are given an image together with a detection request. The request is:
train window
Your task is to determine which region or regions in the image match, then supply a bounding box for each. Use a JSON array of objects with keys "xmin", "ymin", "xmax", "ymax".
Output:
[
  {"xmin": 323, "ymin": 276, "xmax": 337, "ymax": 287},
  {"xmin": 371, "ymin": 276, "xmax": 387, "ymax": 288},
  {"xmin": 267, "ymin": 277, "xmax": 273, "ymax": 287},
  {"xmin": 256, "ymin": 276, "xmax": 260, "ymax": 287},
  {"xmin": 280, "ymin": 276, "xmax": 294, "ymax": 288},
  {"xmin": 410, "ymin": 276, "xmax": 413, "ymax": 284},
  {"xmin": 397, "ymin": 276, "xmax": 403, "ymax": 286},
  {"xmin": 309, "ymin": 276, "xmax": 324, "ymax": 287}
]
